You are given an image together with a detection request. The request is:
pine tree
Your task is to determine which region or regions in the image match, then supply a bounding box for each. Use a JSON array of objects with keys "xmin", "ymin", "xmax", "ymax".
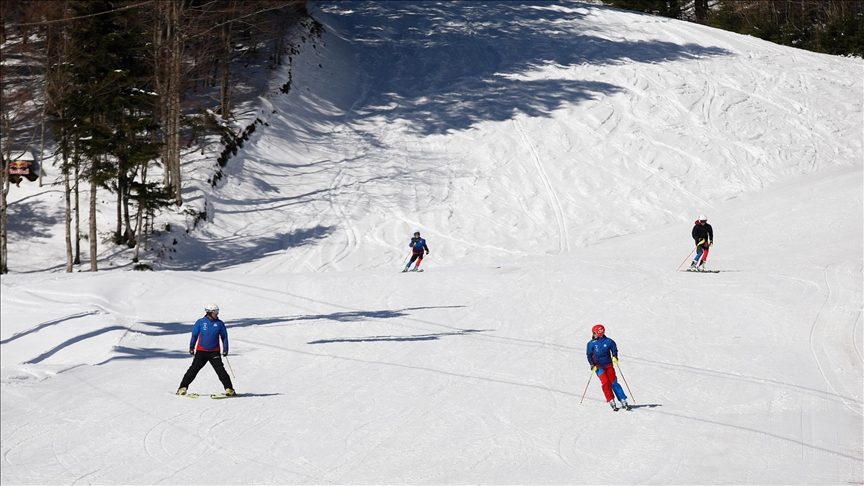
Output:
[{"xmin": 52, "ymin": 0, "xmax": 160, "ymax": 270}]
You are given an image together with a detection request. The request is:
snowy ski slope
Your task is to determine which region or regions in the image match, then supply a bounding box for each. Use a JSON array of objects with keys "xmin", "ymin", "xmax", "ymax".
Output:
[{"xmin": 1, "ymin": 1, "xmax": 862, "ymax": 484}]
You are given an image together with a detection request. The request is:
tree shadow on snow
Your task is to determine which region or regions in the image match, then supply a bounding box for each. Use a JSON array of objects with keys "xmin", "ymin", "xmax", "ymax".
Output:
[
  {"xmin": 96, "ymin": 346, "xmax": 192, "ymax": 365},
  {"xmin": 308, "ymin": 328, "xmax": 490, "ymax": 344},
  {"xmin": 315, "ymin": 0, "xmax": 733, "ymax": 136},
  {"xmin": 58, "ymin": 306, "xmax": 466, "ymax": 365},
  {"xmin": 78, "ymin": 305, "xmax": 468, "ymax": 364},
  {"xmin": 5, "ymin": 197, "xmax": 61, "ymax": 241},
  {"xmin": 162, "ymin": 224, "xmax": 336, "ymax": 271},
  {"xmin": 240, "ymin": 305, "xmax": 466, "ymax": 328},
  {"xmin": 1, "ymin": 311, "xmax": 102, "ymax": 345},
  {"xmin": 24, "ymin": 325, "xmax": 130, "ymax": 364}
]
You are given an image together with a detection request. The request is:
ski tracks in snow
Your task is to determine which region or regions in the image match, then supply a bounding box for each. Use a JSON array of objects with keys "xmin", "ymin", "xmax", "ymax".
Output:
[
  {"xmin": 512, "ymin": 117, "xmax": 570, "ymax": 253},
  {"xmin": 807, "ymin": 265, "xmax": 864, "ymax": 417},
  {"xmin": 320, "ymin": 166, "xmax": 360, "ymax": 272}
]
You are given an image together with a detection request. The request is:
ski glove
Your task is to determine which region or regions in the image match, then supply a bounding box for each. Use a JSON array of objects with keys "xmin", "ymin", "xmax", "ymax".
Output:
[
  {"xmin": 612, "ymin": 357, "xmax": 618, "ymax": 365},
  {"xmin": 697, "ymin": 239, "xmax": 705, "ymax": 246},
  {"xmin": 593, "ymin": 366, "xmax": 604, "ymax": 376},
  {"xmin": 425, "ymin": 250, "xmax": 429, "ymax": 255},
  {"xmin": 189, "ymin": 348, "xmax": 195, "ymax": 355},
  {"xmin": 222, "ymin": 351, "xmax": 228, "ymax": 357},
  {"xmin": 709, "ymin": 241, "xmax": 714, "ymax": 246}
]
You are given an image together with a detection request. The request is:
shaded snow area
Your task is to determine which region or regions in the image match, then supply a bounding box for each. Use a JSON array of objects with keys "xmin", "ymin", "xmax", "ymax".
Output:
[{"xmin": 2, "ymin": 1, "xmax": 862, "ymax": 484}]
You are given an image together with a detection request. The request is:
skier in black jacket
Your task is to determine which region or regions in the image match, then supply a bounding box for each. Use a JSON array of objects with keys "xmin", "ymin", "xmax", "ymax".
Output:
[{"xmin": 689, "ymin": 215, "xmax": 714, "ymax": 271}]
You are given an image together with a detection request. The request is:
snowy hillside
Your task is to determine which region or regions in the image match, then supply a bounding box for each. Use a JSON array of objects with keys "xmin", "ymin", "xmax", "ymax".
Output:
[
  {"xmin": 163, "ymin": 0, "xmax": 862, "ymax": 274},
  {"xmin": 2, "ymin": 1, "xmax": 862, "ymax": 484}
]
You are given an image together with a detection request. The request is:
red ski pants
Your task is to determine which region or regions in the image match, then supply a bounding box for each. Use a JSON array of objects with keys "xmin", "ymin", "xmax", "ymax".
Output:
[
  {"xmin": 596, "ymin": 364, "xmax": 619, "ymax": 402},
  {"xmin": 695, "ymin": 244, "xmax": 710, "ymax": 262}
]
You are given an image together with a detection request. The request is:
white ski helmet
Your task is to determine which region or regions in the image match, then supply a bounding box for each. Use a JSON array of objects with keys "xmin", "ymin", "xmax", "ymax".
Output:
[
  {"xmin": 413, "ymin": 230, "xmax": 420, "ymax": 236},
  {"xmin": 204, "ymin": 303, "xmax": 219, "ymax": 314},
  {"xmin": 698, "ymin": 215, "xmax": 707, "ymax": 222}
]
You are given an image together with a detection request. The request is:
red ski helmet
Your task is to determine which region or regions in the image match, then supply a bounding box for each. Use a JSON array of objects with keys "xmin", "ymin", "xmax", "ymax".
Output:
[{"xmin": 592, "ymin": 324, "xmax": 605, "ymax": 337}]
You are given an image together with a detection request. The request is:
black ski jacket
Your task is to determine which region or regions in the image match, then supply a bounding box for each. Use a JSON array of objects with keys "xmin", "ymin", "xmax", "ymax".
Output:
[{"xmin": 692, "ymin": 221, "xmax": 713, "ymax": 245}]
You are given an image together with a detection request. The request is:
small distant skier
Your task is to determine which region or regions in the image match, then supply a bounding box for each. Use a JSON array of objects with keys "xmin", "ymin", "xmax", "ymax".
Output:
[
  {"xmin": 586, "ymin": 324, "xmax": 630, "ymax": 411},
  {"xmin": 176, "ymin": 303, "xmax": 235, "ymax": 396},
  {"xmin": 689, "ymin": 214, "xmax": 714, "ymax": 271},
  {"xmin": 403, "ymin": 230, "xmax": 429, "ymax": 272}
]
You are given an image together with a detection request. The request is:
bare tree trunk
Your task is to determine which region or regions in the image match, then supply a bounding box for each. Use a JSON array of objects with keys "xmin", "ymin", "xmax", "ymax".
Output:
[
  {"xmin": 144, "ymin": 210, "xmax": 150, "ymax": 251},
  {"xmin": 219, "ymin": 2, "xmax": 236, "ymax": 120},
  {"xmin": 0, "ymin": 39, "xmax": 9, "ymax": 274},
  {"xmin": 64, "ymin": 162, "xmax": 73, "ymax": 272},
  {"xmin": 132, "ymin": 163, "xmax": 147, "ymax": 262},
  {"xmin": 169, "ymin": 9, "xmax": 182, "ymax": 207},
  {"xmin": 89, "ymin": 174, "xmax": 98, "ymax": 272},
  {"xmin": 132, "ymin": 206, "xmax": 144, "ymax": 261},
  {"xmin": 154, "ymin": 4, "xmax": 169, "ymax": 191},
  {"xmin": 0, "ymin": 153, "xmax": 8, "ymax": 274},
  {"xmin": 38, "ymin": 12, "xmax": 50, "ymax": 189},
  {"xmin": 38, "ymin": 107, "xmax": 46, "ymax": 187},
  {"xmin": 74, "ymin": 162, "xmax": 81, "ymax": 265},
  {"xmin": 122, "ymin": 171, "xmax": 135, "ymax": 247},
  {"xmin": 695, "ymin": 0, "xmax": 709, "ymax": 23},
  {"xmin": 156, "ymin": 0, "xmax": 184, "ymax": 207},
  {"xmin": 116, "ymin": 178, "xmax": 123, "ymax": 243}
]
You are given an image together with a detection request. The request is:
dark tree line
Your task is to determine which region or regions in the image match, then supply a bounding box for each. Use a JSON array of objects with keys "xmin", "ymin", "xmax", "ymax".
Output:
[
  {"xmin": 1, "ymin": 0, "xmax": 311, "ymax": 274},
  {"xmin": 604, "ymin": 0, "xmax": 864, "ymax": 56}
]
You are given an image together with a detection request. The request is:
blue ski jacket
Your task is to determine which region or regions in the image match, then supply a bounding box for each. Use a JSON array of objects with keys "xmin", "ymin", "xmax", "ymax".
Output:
[
  {"xmin": 410, "ymin": 237, "xmax": 429, "ymax": 254},
  {"xmin": 586, "ymin": 336, "xmax": 618, "ymax": 368},
  {"xmin": 190, "ymin": 315, "xmax": 229, "ymax": 353}
]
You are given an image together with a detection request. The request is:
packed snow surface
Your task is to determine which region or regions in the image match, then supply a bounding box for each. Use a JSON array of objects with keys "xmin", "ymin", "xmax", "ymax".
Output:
[{"xmin": 2, "ymin": 1, "xmax": 862, "ymax": 484}]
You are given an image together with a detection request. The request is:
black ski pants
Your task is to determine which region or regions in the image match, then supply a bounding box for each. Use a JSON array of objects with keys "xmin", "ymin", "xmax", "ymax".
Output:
[{"xmin": 179, "ymin": 350, "xmax": 233, "ymax": 390}]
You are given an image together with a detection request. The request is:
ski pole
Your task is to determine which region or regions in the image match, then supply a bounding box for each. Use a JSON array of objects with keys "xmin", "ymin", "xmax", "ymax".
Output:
[
  {"xmin": 675, "ymin": 246, "xmax": 697, "ymax": 272},
  {"xmin": 615, "ymin": 362, "xmax": 634, "ymax": 403},
  {"xmin": 579, "ymin": 370, "xmax": 593, "ymax": 405},
  {"xmin": 225, "ymin": 355, "xmax": 236, "ymax": 379}
]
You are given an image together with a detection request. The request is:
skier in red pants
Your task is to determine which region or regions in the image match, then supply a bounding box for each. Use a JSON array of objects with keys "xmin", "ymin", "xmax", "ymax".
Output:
[
  {"xmin": 689, "ymin": 215, "xmax": 714, "ymax": 271},
  {"xmin": 403, "ymin": 230, "xmax": 429, "ymax": 272},
  {"xmin": 586, "ymin": 324, "xmax": 630, "ymax": 411}
]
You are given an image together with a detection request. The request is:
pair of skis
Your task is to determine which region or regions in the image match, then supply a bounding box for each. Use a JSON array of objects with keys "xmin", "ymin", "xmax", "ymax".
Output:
[
  {"xmin": 684, "ymin": 268, "xmax": 720, "ymax": 273},
  {"xmin": 176, "ymin": 392, "xmax": 239, "ymax": 399}
]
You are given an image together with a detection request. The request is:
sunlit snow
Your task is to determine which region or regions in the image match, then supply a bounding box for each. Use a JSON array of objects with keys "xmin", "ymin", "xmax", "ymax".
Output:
[{"xmin": 2, "ymin": 1, "xmax": 862, "ymax": 484}]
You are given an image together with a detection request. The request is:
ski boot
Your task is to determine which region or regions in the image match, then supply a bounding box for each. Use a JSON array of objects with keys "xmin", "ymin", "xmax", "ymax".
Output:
[
  {"xmin": 402, "ymin": 268, "xmax": 409, "ymax": 273},
  {"xmin": 696, "ymin": 261, "xmax": 706, "ymax": 271},
  {"xmin": 689, "ymin": 260, "xmax": 698, "ymax": 271},
  {"xmin": 621, "ymin": 399, "xmax": 632, "ymax": 411},
  {"xmin": 225, "ymin": 388, "xmax": 236, "ymax": 396},
  {"xmin": 176, "ymin": 388, "xmax": 187, "ymax": 396},
  {"xmin": 609, "ymin": 400, "xmax": 619, "ymax": 412}
]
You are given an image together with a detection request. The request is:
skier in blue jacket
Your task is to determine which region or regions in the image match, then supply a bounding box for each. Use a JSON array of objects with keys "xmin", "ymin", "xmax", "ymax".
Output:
[
  {"xmin": 586, "ymin": 324, "xmax": 630, "ymax": 410},
  {"xmin": 403, "ymin": 230, "xmax": 429, "ymax": 272},
  {"xmin": 176, "ymin": 303, "xmax": 235, "ymax": 396}
]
